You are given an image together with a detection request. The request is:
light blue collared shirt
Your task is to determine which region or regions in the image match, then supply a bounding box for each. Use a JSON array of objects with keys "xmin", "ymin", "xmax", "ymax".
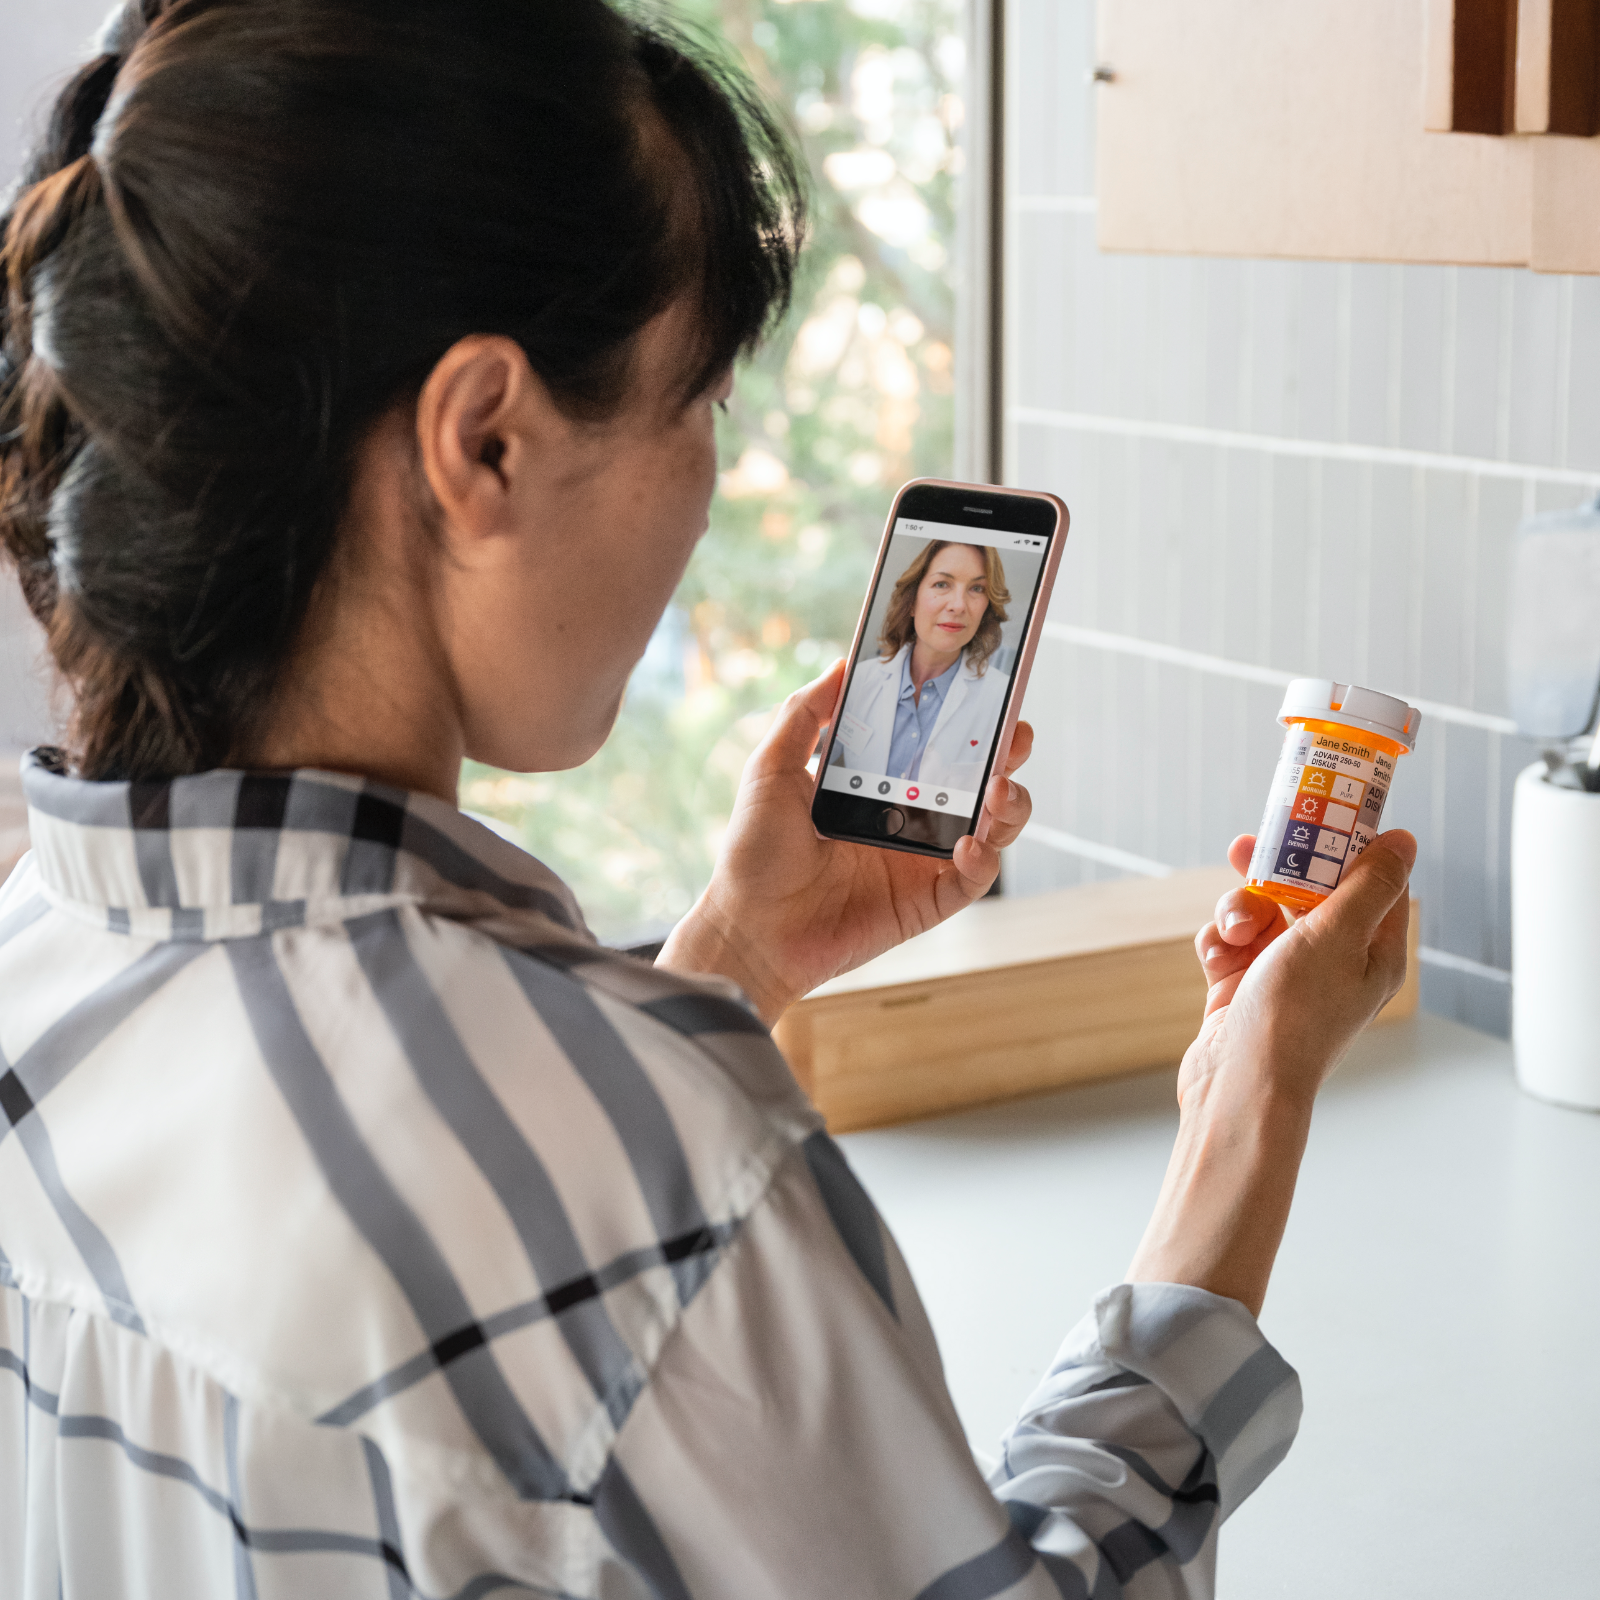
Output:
[{"xmin": 886, "ymin": 651, "xmax": 961, "ymax": 780}]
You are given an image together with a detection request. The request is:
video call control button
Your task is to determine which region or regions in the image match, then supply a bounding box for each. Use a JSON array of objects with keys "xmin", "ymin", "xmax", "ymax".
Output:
[
  {"xmin": 877, "ymin": 780, "xmax": 891, "ymax": 795},
  {"xmin": 849, "ymin": 775, "xmax": 862, "ymax": 789},
  {"xmin": 906, "ymin": 786, "xmax": 920, "ymax": 801},
  {"xmin": 935, "ymin": 792, "xmax": 948, "ymax": 806}
]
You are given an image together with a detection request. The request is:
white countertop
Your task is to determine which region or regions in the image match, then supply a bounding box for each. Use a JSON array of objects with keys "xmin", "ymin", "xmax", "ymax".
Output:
[{"xmin": 840, "ymin": 1014, "xmax": 1600, "ymax": 1599}]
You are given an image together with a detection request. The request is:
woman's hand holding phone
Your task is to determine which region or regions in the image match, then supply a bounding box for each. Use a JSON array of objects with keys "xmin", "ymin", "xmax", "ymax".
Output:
[
  {"xmin": 657, "ymin": 658, "xmax": 1035, "ymax": 1027},
  {"xmin": 1127, "ymin": 827, "xmax": 1416, "ymax": 1316}
]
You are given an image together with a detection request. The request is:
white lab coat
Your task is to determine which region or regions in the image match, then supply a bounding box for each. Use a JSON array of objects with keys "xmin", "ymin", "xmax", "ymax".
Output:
[{"xmin": 831, "ymin": 643, "xmax": 1010, "ymax": 793}]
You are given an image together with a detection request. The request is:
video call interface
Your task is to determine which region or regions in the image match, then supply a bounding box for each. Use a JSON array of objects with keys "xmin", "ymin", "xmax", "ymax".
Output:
[{"xmin": 820, "ymin": 518, "xmax": 1049, "ymax": 819}]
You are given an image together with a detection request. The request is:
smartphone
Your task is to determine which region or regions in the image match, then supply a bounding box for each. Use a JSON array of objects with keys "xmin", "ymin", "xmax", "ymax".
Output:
[{"xmin": 810, "ymin": 478, "xmax": 1067, "ymax": 858}]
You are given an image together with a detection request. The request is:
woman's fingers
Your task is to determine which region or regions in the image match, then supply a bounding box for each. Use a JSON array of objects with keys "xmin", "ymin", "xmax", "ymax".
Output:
[
  {"xmin": 1301, "ymin": 829, "xmax": 1416, "ymax": 994},
  {"xmin": 1198, "ymin": 910, "xmax": 1288, "ymax": 1016},
  {"xmin": 953, "ymin": 776, "xmax": 1031, "ymax": 883},
  {"xmin": 1197, "ymin": 899, "xmax": 1286, "ymax": 975},
  {"xmin": 1195, "ymin": 887, "xmax": 1289, "ymax": 1018},
  {"xmin": 1211, "ymin": 885, "xmax": 1280, "ymax": 946},
  {"xmin": 1191, "ymin": 834, "xmax": 1272, "ymax": 982},
  {"xmin": 979, "ymin": 771, "xmax": 1032, "ymax": 849},
  {"xmin": 949, "ymin": 759, "xmax": 1034, "ymax": 896},
  {"xmin": 1201, "ymin": 965, "xmax": 1253, "ymax": 1018},
  {"xmin": 1197, "ymin": 929, "xmax": 1251, "ymax": 982},
  {"xmin": 1000, "ymin": 720, "xmax": 1034, "ymax": 778},
  {"xmin": 747, "ymin": 659, "xmax": 845, "ymax": 779},
  {"xmin": 1200, "ymin": 829, "xmax": 1416, "ymax": 1028},
  {"xmin": 1305, "ymin": 829, "xmax": 1415, "ymax": 938},
  {"xmin": 949, "ymin": 833, "xmax": 1000, "ymax": 898}
]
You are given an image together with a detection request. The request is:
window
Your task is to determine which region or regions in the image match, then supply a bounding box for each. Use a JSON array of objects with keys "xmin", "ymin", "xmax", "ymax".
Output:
[{"xmin": 461, "ymin": 0, "xmax": 972, "ymax": 944}]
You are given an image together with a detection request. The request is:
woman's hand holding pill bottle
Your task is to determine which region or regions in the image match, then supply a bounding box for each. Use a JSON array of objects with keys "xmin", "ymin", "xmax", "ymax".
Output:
[
  {"xmin": 1126, "ymin": 677, "xmax": 1420, "ymax": 1316},
  {"xmin": 1126, "ymin": 824, "xmax": 1416, "ymax": 1317}
]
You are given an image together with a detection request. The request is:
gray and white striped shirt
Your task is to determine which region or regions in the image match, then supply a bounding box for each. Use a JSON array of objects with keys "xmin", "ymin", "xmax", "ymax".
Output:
[{"xmin": 0, "ymin": 753, "xmax": 1301, "ymax": 1599}]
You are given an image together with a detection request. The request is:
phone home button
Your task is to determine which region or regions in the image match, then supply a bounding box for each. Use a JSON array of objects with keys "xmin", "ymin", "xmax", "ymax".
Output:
[{"xmin": 880, "ymin": 807, "xmax": 906, "ymax": 837}]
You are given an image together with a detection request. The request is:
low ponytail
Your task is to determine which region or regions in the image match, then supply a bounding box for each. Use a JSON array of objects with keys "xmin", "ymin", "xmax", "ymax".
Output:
[
  {"xmin": 1, "ymin": 43, "xmax": 126, "ymax": 601},
  {"xmin": 2, "ymin": 152, "xmax": 105, "ymax": 601},
  {"xmin": 0, "ymin": 12, "xmax": 171, "ymax": 767}
]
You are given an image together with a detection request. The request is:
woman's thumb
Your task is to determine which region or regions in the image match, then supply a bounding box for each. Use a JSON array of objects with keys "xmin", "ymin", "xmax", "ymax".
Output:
[
  {"xmin": 748, "ymin": 660, "xmax": 845, "ymax": 776},
  {"xmin": 1312, "ymin": 830, "xmax": 1416, "ymax": 942}
]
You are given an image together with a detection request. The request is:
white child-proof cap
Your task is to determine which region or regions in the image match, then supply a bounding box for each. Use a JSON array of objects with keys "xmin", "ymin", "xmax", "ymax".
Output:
[{"xmin": 1278, "ymin": 679, "xmax": 1422, "ymax": 751}]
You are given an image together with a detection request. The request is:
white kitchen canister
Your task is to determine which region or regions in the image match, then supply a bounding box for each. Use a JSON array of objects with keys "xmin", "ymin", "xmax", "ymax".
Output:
[{"xmin": 1511, "ymin": 761, "xmax": 1600, "ymax": 1110}]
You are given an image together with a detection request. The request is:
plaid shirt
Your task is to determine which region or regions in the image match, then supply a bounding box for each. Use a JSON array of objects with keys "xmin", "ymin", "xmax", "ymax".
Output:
[{"xmin": 0, "ymin": 753, "xmax": 1301, "ymax": 1599}]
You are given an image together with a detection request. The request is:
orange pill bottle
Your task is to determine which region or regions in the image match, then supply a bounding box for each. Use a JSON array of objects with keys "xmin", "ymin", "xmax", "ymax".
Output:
[{"xmin": 1246, "ymin": 680, "xmax": 1421, "ymax": 913}]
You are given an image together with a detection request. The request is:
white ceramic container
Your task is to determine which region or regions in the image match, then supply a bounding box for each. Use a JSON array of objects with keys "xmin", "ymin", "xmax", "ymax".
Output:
[{"xmin": 1512, "ymin": 761, "xmax": 1600, "ymax": 1110}]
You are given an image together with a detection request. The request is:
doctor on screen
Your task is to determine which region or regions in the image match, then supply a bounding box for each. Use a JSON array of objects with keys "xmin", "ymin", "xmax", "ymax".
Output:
[{"xmin": 831, "ymin": 539, "xmax": 1012, "ymax": 794}]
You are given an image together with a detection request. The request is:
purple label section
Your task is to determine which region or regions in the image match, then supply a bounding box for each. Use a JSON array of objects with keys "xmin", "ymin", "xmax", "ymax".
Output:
[{"xmin": 1273, "ymin": 838, "xmax": 1313, "ymax": 880}]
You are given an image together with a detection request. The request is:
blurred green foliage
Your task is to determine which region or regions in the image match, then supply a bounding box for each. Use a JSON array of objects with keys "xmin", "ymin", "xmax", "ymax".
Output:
[{"xmin": 461, "ymin": 0, "xmax": 964, "ymax": 944}]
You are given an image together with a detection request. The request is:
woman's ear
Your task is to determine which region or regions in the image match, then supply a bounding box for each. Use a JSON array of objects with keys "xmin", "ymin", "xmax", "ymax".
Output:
[{"xmin": 414, "ymin": 335, "xmax": 565, "ymax": 544}]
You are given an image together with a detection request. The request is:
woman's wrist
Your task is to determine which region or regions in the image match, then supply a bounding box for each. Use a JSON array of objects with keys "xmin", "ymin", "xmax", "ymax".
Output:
[
  {"xmin": 1126, "ymin": 1046, "xmax": 1315, "ymax": 1317},
  {"xmin": 1175, "ymin": 1014, "xmax": 1323, "ymax": 1128},
  {"xmin": 656, "ymin": 893, "xmax": 795, "ymax": 1027}
]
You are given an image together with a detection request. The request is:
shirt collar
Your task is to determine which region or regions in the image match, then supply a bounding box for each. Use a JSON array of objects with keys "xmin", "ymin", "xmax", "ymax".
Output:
[{"xmin": 19, "ymin": 749, "xmax": 591, "ymax": 947}]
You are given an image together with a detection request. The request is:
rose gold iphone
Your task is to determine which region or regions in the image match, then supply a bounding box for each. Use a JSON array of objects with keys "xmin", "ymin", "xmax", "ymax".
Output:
[{"xmin": 810, "ymin": 478, "xmax": 1067, "ymax": 858}]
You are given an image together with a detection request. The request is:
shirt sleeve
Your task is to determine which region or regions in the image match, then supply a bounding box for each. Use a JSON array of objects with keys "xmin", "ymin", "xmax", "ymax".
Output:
[{"xmin": 591, "ymin": 1132, "xmax": 1301, "ymax": 1600}]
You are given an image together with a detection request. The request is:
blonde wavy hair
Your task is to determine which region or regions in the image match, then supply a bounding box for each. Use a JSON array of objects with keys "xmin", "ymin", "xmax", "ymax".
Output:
[{"xmin": 876, "ymin": 540, "xmax": 1011, "ymax": 676}]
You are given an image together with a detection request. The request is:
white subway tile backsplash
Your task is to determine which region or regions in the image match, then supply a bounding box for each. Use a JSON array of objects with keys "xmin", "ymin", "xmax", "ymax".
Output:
[
  {"xmin": 1304, "ymin": 459, "xmax": 1359, "ymax": 680},
  {"xmin": 1349, "ymin": 464, "xmax": 1412, "ymax": 695},
  {"xmin": 1508, "ymin": 271, "xmax": 1565, "ymax": 467},
  {"xmin": 1449, "ymin": 269, "xmax": 1508, "ymax": 461},
  {"xmin": 1003, "ymin": 837, "xmax": 1113, "ymax": 895},
  {"xmin": 1063, "ymin": 216, "xmax": 1111, "ymax": 413},
  {"xmin": 1201, "ymin": 260, "xmax": 1250, "ymax": 433},
  {"xmin": 1002, "ymin": 1, "xmax": 1600, "ymax": 1036},
  {"xmin": 1293, "ymin": 263, "xmax": 1345, "ymax": 445},
  {"xmin": 1470, "ymin": 476, "xmax": 1526, "ymax": 720},
  {"xmin": 1398, "ymin": 266, "xmax": 1451, "ymax": 453},
  {"xmin": 1564, "ymin": 278, "xmax": 1600, "ymax": 469},
  {"xmin": 1261, "ymin": 456, "xmax": 1311, "ymax": 674},
  {"xmin": 1416, "ymin": 470, "xmax": 1472, "ymax": 709},
  {"xmin": 1011, "ymin": 213, "xmax": 1078, "ymax": 413},
  {"xmin": 1493, "ymin": 738, "xmax": 1543, "ymax": 970},
  {"xmin": 1244, "ymin": 260, "xmax": 1297, "ymax": 439},
  {"xmin": 1342, "ymin": 264, "xmax": 1396, "ymax": 449},
  {"xmin": 1420, "ymin": 961, "xmax": 1512, "ymax": 1036}
]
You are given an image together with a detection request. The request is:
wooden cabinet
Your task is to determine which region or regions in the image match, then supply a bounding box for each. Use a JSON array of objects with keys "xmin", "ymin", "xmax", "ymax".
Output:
[
  {"xmin": 1096, "ymin": 0, "xmax": 1600, "ymax": 271},
  {"xmin": 1514, "ymin": 0, "xmax": 1600, "ymax": 134}
]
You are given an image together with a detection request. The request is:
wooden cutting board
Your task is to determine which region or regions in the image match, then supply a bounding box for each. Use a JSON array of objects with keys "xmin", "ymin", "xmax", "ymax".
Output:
[{"xmin": 773, "ymin": 865, "xmax": 1421, "ymax": 1132}]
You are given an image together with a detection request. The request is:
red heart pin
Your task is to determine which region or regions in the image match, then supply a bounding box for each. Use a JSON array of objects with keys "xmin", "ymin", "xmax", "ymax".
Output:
[{"xmin": 970, "ymin": 739, "xmax": 979, "ymax": 746}]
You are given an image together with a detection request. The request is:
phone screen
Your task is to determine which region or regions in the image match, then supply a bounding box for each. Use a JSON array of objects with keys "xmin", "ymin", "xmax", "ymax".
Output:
[{"xmin": 812, "ymin": 484, "xmax": 1059, "ymax": 856}]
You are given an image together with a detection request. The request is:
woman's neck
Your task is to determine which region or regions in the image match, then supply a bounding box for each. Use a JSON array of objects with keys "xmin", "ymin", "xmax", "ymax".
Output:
[
  {"xmin": 242, "ymin": 459, "xmax": 467, "ymax": 804},
  {"xmin": 909, "ymin": 639, "xmax": 961, "ymax": 692}
]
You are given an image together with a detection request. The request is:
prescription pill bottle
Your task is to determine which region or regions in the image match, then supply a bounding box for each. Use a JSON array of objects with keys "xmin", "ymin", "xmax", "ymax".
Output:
[{"xmin": 1246, "ymin": 680, "xmax": 1421, "ymax": 913}]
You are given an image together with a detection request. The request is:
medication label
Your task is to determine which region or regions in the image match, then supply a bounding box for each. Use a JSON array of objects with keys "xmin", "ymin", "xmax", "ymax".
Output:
[{"xmin": 1247, "ymin": 728, "xmax": 1395, "ymax": 899}]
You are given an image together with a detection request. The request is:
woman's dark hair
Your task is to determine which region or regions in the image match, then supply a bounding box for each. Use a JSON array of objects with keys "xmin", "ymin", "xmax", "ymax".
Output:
[
  {"xmin": 877, "ymin": 541, "xmax": 1010, "ymax": 677},
  {"xmin": 0, "ymin": 0, "xmax": 803, "ymax": 780}
]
